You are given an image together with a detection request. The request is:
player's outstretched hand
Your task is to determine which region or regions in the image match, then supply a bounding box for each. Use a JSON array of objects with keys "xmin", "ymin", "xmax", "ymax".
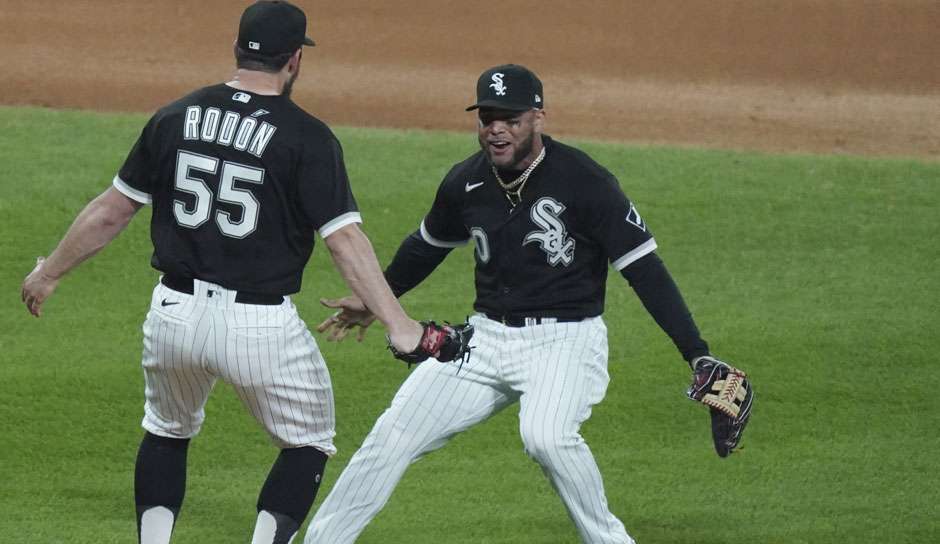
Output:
[
  {"xmin": 21, "ymin": 257, "xmax": 60, "ymax": 318},
  {"xmin": 317, "ymin": 295, "xmax": 377, "ymax": 342},
  {"xmin": 687, "ymin": 355, "xmax": 754, "ymax": 457}
]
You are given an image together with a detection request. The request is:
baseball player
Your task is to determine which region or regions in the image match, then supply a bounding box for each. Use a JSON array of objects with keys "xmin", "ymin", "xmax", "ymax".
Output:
[
  {"xmin": 19, "ymin": 2, "xmax": 428, "ymax": 543},
  {"xmin": 307, "ymin": 64, "xmax": 751, "ymax": 543}
]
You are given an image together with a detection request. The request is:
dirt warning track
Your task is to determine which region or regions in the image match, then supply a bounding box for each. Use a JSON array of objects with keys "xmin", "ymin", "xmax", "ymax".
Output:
[{"xmin": 1, "ymin": 1, "xmax": 937, "ymax": 158}]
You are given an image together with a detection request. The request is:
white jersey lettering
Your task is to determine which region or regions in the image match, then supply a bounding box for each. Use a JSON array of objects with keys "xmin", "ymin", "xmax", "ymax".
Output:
[
  {"xmin": 181, "ymin": 107, "xmax": 277, "ymax": 157},
  {"xmin": 233, "ymin": 116, "xmax": 258, "ymax": 152},
  {"xmin": 248, "ymin": 122, "xmax": 277, "ymax": 158},
  {"xmin": 183, "ymin": 106, "xmax": 201, "ymax": 140},
  {"xmin": 200, "ymin": 107, "xmax": 222, "ymax": 142},
  {"xmin": 217, "ymin": 111, "xmax": 241, "ymax": 146}
]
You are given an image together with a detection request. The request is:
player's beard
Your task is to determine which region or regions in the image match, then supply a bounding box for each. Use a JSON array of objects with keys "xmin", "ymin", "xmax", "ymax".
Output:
[
  {"xmin": 480, "ymin": 130, "xmax": 536, "ymax": 171},
  {"xmin": 282, "ymin": 67, "xmax": 300, "ymax": 98}
]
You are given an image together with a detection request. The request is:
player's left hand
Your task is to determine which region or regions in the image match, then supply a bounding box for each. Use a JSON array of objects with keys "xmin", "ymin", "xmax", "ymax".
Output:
[
  {"xmin": 317, "ymin": 295, "xmax": 376, "ymax": 342},
  {"xmin": 21, "ymin": 257, "xmax": 60, "ymax": 318},
  {"xmin": 687, "ymin": 355, "xmax": 754, "ymax": 457},
  {"xmin": 387, "ymin": 320, "xmax": 474, "ymax": 367}
]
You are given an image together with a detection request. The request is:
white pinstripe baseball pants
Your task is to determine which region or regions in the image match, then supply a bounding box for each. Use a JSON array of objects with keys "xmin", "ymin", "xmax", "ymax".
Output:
[
  {"xmin": 141, "ymin": 278, "xmax": 336, "ymax": 454},
  {"xmin": 305, "ymin": 315, "xmax": 633, "ymax": 543}
]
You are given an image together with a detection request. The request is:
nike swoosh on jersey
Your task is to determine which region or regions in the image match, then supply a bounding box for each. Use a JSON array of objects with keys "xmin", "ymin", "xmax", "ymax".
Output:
[
  {"xmin": 161, "ymin": 299, "xmax": 180, "ymax": 307},
  {"xmin": 465, "ymin": 181, "xmax": 485, "ymax": 192}
]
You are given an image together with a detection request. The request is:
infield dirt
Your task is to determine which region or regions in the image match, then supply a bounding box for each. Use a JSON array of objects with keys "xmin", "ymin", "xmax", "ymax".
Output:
[{"xmin": 2, "ymin": 0, "xmax": 937, "ymax": 158}]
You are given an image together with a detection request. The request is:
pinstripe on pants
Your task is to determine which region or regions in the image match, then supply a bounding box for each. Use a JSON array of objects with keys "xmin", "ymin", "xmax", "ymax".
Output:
[
  {"xmin": 141, "ymin": 278, "xmax": 336, "ymax": 454},
  {"xmin": 305, "ymin": 315, "xmax": 634, "ymax": 543}
]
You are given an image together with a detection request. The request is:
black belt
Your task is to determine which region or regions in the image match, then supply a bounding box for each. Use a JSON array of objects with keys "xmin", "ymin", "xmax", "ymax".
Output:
[
  {"xmin": 161, "ymin": 274, "xmax": 283, "ymax": 305},
  {"xmin": 484, "ymin": 314, "xmax": 586, "ymax": 327}
]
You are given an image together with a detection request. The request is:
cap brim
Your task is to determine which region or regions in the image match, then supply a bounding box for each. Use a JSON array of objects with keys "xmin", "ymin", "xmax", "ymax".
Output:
[
  {"xmin": 303, "ymin": 36, "xmax": 316, "ymax": 47},
  {"xmin": 465, "ymin": 100, "xmax": 533, "ymax": 112}
]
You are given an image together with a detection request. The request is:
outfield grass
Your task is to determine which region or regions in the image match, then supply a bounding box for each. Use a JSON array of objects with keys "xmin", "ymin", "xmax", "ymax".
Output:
[{"xmin": 1, "ymin": 106, "xmax": 938, "ymax": 543}]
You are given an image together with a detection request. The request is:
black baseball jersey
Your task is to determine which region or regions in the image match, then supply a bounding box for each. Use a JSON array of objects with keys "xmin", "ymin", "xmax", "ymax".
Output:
[
  {"xmin": 421, "ymin": 135, "xmax": 656, "ymax": 318},
  {"xmin": 113, "ymin": 83, "xmax": 360, "ymax": 295}
]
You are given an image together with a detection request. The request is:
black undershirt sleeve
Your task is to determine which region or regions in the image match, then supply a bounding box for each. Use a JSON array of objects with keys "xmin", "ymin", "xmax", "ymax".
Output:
[
  {"xmin": 621, "ymin": 252, "xmax": 710, "ymax": 363},
  {"xmin": 384, "ymin": 230, "xmax": 453, "ymax": 298}
]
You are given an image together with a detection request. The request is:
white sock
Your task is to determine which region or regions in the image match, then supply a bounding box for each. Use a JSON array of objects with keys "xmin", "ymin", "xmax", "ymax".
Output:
[
  {"xmin": 139, "ymin": 506, "xmax": 175, "ymax": 544},
  {"xmin": 251, "ymin": 510, "xmax": 297, "ymax": 544}
]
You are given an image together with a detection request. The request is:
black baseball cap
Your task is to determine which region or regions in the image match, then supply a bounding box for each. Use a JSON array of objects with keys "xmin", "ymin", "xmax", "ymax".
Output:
[
  {"xmin": 237, "ymin": 0, "xmax": 315, "ymax": 57},
  {"xmin": 466, "ymin": 64, "xmax": 544, "ymax": 111}
]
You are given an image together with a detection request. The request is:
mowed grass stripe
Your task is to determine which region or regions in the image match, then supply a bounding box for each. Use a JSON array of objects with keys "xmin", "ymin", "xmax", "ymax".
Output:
[{"xmin": 1, "ymin": 106, "xmax": 937, "ymax": 543}]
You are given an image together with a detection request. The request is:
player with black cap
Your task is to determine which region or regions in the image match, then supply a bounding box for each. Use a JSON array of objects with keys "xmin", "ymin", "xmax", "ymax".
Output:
[
  {"xmin": 20, "ymin": 2, "xmax": 428, "ymax": 543},
  {"xmin": 306, "ymin": 64, "xmax": 751, "ymax": 543}
]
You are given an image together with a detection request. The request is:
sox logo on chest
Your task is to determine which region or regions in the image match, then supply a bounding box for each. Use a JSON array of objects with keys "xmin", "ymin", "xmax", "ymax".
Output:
[
  {"xmin": 468, "ymin": 197, "xmax": 576, "ymax": 267},
  {"xmin": 524, "ymin": 197, "xmax": 575, "ymax": 266}
]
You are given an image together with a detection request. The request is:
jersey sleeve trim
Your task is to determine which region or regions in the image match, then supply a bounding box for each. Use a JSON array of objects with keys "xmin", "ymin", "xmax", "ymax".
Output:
[
  {"xmin": 112, "ymin": 175, "xmax": 152, "ymax": 205},
  {"xmin": 612, "ymin": 238, "xmax": 658, "ymax": 270},
  {"xmin": 419, "ymin": 219, "xmax": 469, "ymax": 248},
  {"xmin": 318, "ymin": 211, "xmax": 363, "ymax": 238}
]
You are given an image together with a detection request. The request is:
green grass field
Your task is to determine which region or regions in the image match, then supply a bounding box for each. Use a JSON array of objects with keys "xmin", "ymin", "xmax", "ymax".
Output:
[{"xmin": 1, "ymin": 106, "xmax": 938, "ymax": 543}]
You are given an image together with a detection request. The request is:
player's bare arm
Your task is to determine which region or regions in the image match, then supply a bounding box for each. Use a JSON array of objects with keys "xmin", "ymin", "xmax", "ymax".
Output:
[
  {"xmin": 318, "ymin": 225, "xmax": 454, "ymax": 342},
  {"xmin": 323, "ymin": 223, "xmax": 421, "ymax": 352},
  {"xmin": 21, "ymin": 186, "xmax": 143, "ymax": 317}
]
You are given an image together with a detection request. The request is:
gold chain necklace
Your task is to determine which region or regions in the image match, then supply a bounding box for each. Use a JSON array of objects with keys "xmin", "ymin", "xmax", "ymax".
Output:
[{"xmin": 492, "ymin": 147, "xmax": 546, "ymax": 207}]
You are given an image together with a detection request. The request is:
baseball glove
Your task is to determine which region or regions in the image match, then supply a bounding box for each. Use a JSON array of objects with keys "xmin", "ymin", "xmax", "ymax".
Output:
[
  {"xmin": 687, "ymin": 356, "xmax": 754, "ymax": 457},
  {"xmin": 388, "ymin": 321, "xmax": 474, "ymax": 368}
]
